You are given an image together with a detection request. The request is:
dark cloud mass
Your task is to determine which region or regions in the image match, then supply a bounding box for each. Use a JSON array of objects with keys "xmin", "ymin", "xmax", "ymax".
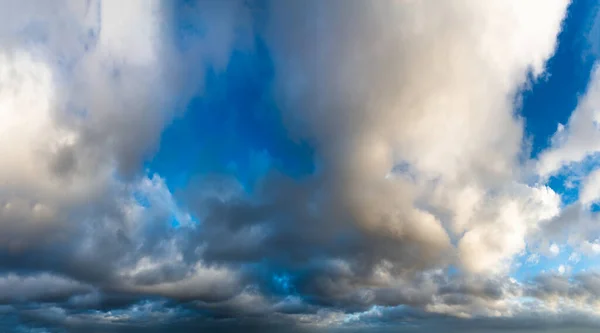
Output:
[{"xmin": 2, "ymin": 0, "xmax": 600, "ymax": 332}]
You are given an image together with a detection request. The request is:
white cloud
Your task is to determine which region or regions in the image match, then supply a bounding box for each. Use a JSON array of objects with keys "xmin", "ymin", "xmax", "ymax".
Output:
[
  {"xmin": 581, "ymin": 168, "xmax": 600, "ymax": 206},
  {"xmin": 537, "ymin": 66, "xmax": 600, "ymax": 178},
  {"xmin": 568, "ymin": 252, "xmax": 582, "ymax": 263},
  {"xmin": 455, "ymin": 183, "xmax": 561, "ymax": 274},
  {"xmin": 269, "ymin": 0, "xmax": 568, "ymax": 275},
  {"xmin": 549, "ymin": 243, "xmax": 561, "ymax": 257},
  {"xmin": 0, "ymin": 0, "xmax": 255, "ymax": 307},
  {"xmin": 527, "ymin": 253, "xmax": 541, "ymax": 266},
  {"xmin": 581, "ymin": 240, "xmax": 600, "ymax": 256},
  {"xmin": 0, "ymin": 0, "xmax": 249, "ymax": 247}
]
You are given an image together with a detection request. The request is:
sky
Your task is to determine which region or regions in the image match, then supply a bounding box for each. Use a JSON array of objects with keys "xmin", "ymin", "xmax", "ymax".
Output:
[{"xmin": 4, "ymin": 0, "xmax": 600, "ymax": 332}]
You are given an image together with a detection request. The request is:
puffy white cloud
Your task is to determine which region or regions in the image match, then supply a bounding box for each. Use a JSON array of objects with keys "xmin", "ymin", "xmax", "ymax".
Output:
[
  {"xmin": 537, "ymin": 202, "xmax": 600, "ymax": 257},
  {"xmin": 581, "ymin": 240, "xmax": 600, "ymax": 256},
  {"xmin": 0, "ymin": 0, "xmax": 251, "ymax": 311},
  {"xmin": 268, "ymin": 0, "xmax": 568, "ymax": 276},
  {"xmin": 0, "ymin": 0, "xmax": 247, "ymax": 284},
  {"xmin": 457, "ymin": 184, "xmax": 561, "ymax": 273},
  {"xmin": 558, "ymin": 265, "xmax": 567, "ymax": 275}
]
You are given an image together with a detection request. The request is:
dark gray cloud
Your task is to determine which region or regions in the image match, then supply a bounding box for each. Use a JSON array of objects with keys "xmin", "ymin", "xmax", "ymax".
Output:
[{"xmin": 525, "ymin": 272, "xmax": 600, "ymax": 302}]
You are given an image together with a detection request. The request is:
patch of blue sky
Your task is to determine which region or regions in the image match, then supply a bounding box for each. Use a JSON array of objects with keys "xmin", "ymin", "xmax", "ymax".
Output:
[
  {"xmin": 147, "ymin": 37, "xmax": 314, "ymax": 194},
  {"xmin": 514, "ymin": 250, "xmax": 563, "ymax": 280},
  {"xmin": 167, "ymin": 204, "xmax": 199, "ymax": 229},
  {"xmin": 240, "ymin": 262, "xmax": 300, "ymax": 299},
  {"xmin": 446, "ymin": 265, "xmax": 460, "ymax": 278},
  {"xmin": 547, "ymin": 172, "xmax": 580, "ymax": 206},
  {"xmin": 132, "ymin": 191, "xmax": 152, "ymax": 209},
  {"xmin": 129, "ymin": 173, "xmax": 199, "ymax": 229},
  {"xmin": 570, "ymin": 253, "xmax": 600, "ymax": 273},
  {"xmin": 168, "ymin": 214, "xmax": 181, "ymax": 229},
  {"xmin": 547, "ymin": 153, "xmax": 600, "ymax": 206},
  {"xmin": 272, "ymin": 273, "xmax": 293, "ymax": 294},
  {"xmin": 520, "ymin": 0, "xmax": 600, "ymax": 159},
  {"xmin": 515, "ymin": 243, "xmax": 599, "ymax": 281}
]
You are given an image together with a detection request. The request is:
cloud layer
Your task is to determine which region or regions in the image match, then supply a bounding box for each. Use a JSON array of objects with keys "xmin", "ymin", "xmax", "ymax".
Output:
[{"xmin": 2, "ymin": 0, "xmax": 600, "ymax": 332}]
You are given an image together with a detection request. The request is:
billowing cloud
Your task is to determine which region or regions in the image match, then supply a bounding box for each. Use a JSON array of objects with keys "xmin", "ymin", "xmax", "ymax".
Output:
[
  {"xmin": 264, "ymin": 0, "xmax": 568, "ymax": 276},
  {"xmin": 4, "ymin": 0, "xmax": 600, "ymax": 332}
]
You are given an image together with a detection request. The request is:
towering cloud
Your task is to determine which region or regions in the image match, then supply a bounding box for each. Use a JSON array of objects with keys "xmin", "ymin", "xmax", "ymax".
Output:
[
  {"xmin": 265, "ymin": 0, "xmax": 568, "ymax": 274},
  {"xmin": 3, "ymin": 1, "xmax": 600, "ymax": 332}
]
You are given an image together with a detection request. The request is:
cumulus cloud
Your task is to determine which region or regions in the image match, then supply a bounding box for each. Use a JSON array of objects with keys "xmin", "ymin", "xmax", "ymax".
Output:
[
  {"xmin": 266, "ymin": 0, "xmax": 568, "ymax": 276},
  {"xmin": 0, "ymin": 0, "xmax": 256, "ymax": 326},
  {"xmin": 537, "ymin": 201, "xmax": 600, "ymax": 256},
  {"xmin": 529, "ymin": 76, "xmax": 600, "ymax": 252},
  {"xmin": 0, "ymin": 0, "xmax": 167, "ymax": 252},
  {"xmin": 3, "ymin": 0, "xmax": 599, "ymax": 332}
]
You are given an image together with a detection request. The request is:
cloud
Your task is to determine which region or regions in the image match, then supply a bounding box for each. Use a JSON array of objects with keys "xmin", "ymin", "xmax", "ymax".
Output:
[
  {"xmin": 185, "ymin": 0, "xmax": 582, "ymax": 328},
  {"xmin": 536, "ymin": 201, "xmax": 600, "ymax": 255},
  {"xmin": 264, "ymin": 0, "xmax": 568, "ymax": 276},
  {"xmin": 580, "ymin": 168, "xmax": 600, "ymax": 206},
  {"xmin": 2, "ymin": 0, "xmax": 597, "ymax": 332},
  {"xmin": 525, "ymin": 271, "xmax": 600, "ymax": 305},
  {"xmin": 0, "ymin": 273, "xmax": 93, "ymax": 304},
  {"xmin": 0, "ymin": 0, "xmax": 255, "ymax": 323},
  {"xmin": 0, "ymin": 0, "xmax": 251, "ymax": 292},
  {"xmin": 537, "ymin": 65, "xmax": 600, "ymax": 178},
  {"xmin": 8, "ymin": 271, "xmax": 600, "ymax": 333},
  {"xmin": 527, "ymin": 254, "xmax": 541, "ymax": 265}
]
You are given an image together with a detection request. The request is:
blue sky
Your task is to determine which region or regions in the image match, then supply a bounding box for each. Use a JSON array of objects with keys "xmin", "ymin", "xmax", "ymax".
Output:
[{"xmin": 3, "ymin": 0, "xmax": 600, "ymax": 332}]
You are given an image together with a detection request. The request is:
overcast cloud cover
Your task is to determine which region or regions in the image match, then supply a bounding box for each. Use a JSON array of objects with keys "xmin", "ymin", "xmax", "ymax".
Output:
[{"xmin": 2, "ymin": 0, "xmax": 600, "ymax": 332}]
